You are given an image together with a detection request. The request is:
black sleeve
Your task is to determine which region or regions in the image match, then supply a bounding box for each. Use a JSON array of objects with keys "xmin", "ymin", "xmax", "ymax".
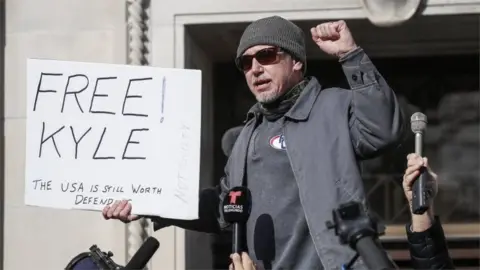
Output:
[
  {"xmin": 406, "ymin": 216, "xmax": 455, "ymax": 269},
  {"xmin": 149, "ymin": 186, "xmax": 223, "ymax": 234}
]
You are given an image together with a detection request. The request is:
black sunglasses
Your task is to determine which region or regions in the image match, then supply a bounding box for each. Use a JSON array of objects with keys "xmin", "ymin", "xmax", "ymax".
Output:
[{"xmin": 236, "ymin": 47, "xmax": 283, "ymax": 71}]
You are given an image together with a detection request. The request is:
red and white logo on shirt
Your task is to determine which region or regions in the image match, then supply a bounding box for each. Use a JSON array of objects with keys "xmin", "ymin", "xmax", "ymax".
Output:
[{"xmin": 269, "ymin": 135, "xmax": 286, "ymax": 150}]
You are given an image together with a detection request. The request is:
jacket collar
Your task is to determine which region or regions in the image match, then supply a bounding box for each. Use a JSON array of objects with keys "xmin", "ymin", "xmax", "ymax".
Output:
[
  {"xmin": 284, "ymin": 77, "xmax": 322, "ymax": 121},
  {"xmin": 244, "ymin": 103, "xmax": 260, "ymax": 123},
  {"xmin": 244, "ymin": 76, "xmax": 322, "ymax": 123}
]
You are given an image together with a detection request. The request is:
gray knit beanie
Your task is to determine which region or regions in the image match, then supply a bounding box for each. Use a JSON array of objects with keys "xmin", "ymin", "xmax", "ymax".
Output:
[{"xmin": 236, "ymin": 16, "xmax": 306, "ymax": 68}]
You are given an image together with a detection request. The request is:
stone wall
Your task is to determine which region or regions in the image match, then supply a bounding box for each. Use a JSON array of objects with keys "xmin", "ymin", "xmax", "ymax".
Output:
[{"xmin": 4, "ymin": 1, "xmax": 128, "ymax": 269}]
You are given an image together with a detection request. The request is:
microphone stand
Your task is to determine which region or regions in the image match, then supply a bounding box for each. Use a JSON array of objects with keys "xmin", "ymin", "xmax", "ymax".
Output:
[{"xmin": 325, "ymin": 201, "xmax": 398, "ymax": 270}]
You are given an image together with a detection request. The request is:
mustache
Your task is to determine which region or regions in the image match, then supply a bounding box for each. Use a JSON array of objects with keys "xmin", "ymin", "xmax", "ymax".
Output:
[{"xmin": 253, "ymin": 76, "xmax": 271, "ymax": 85}]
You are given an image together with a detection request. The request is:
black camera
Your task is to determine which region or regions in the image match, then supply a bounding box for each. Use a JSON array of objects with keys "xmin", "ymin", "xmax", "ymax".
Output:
[
  {"xmin": 326, "ymin": 201, "xmax": 396, "ymax": 270},
  {"xmin": 65, "ymin": 244, "xmax": 123, "ymax": 270}
]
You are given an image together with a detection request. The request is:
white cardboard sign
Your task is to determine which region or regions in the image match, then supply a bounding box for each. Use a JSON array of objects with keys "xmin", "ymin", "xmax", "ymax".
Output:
[{"xmin": 24, "ymin": 59, "xmax": 201, "ymax": 220}]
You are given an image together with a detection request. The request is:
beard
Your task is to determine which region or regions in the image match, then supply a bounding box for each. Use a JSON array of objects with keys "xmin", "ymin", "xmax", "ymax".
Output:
[{"xmin": 254, "ymin": 89, "xmax": 282, "ymax": 103}]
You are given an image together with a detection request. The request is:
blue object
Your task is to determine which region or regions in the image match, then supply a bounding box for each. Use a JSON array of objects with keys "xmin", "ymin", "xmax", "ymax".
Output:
[{"xmin": 72, "ymin": 256, "xmax": 98, "ymax": 270}]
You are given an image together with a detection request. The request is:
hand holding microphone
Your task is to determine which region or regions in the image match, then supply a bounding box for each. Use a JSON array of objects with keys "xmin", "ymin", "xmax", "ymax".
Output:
[
  {"xmin": 222, "ymin": 186, "xmax": 252, "ymax": 253},
  {"xmin": 410, "ymin": 112, "xmax": 431, "ymax": 214},
  {"xmin": 403, "ymin": 153, "xmax": 438, "ymax": 231},
  {"xmin": 229, "ymin": 253, "xmax": 256, "ymax": 270}
]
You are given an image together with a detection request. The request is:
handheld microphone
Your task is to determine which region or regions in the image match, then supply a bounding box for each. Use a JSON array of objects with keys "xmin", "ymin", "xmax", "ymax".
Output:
[
  {"xmin": 222, "ymin": 186, "xmax": 252, "ymax": 253},
  {"xmin": 221, "ymin": 126, "xmax": 244, "ymax": 157},
  {"xmin": 254, "ymin": 214, "xmax": 275, "ymax": 269},
  {"xmin": 123, "ymin": 237, "xmax": 160, "ymax": 270},
  {"xmin": 326, "ymin": 201, "xmax": 398, "ymax": 270},
  {"xmin": 410, "ymin": 112, "xmax": 430, "ymax": 214}
]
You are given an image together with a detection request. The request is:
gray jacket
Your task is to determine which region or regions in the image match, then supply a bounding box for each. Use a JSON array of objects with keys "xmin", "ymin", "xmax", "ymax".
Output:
[{"xmin": 153, "ymin": 48, "xmax": 405, "ymax": 269}]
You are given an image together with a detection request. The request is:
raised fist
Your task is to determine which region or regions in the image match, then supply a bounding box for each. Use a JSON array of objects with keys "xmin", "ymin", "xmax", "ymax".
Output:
[{"xmin": 310, "ymin": 20, "xmax": 358, "ymax": 58}]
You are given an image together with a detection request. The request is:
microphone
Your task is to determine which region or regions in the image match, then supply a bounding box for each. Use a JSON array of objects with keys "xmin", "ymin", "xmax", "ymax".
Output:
[
  {"xmin": 222, "ymin": 186, "xmax": 252, "ymax": 253},
  {"xmin": 221, "ymin": 126, "xmax": 244, "ymax": 157},
  {"xmin": 326, "ymin": 201, "xmax": 398, "ymax": 270},
  {"xmin": 410, "ymin": 112, "xmax": 430, "ymax": 214},
  {"xmin": 254, "ymin": 214, "xmax": 275, "ymax": 269},
  {"xmin": 123, "ymin": 237, "xmax": 160, "ymax": 270}
]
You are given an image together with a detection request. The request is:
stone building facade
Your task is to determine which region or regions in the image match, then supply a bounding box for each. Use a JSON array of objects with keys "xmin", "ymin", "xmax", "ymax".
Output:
[{"xmin": 1, "ymin": 0, "xmax": 479, "ymax": 269}]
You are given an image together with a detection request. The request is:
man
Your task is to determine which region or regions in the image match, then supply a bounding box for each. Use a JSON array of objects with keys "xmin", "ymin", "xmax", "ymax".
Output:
[
  {"xmin": 229, "ymin": 154, "xmax": 454, "ymax": 270},
  {"xmin": 103, "ymin": 16, "xmax": 404, "ymax": 269}
]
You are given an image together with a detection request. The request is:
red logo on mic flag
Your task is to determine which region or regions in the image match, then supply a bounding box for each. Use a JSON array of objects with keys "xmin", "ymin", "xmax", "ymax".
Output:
[{"xmin": 229, "ymin": 191, "xmax": 242, "ymax": 204}]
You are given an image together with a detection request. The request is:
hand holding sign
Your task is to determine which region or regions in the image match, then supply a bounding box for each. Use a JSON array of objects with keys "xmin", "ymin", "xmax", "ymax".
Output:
[
  {"xmin": 102, "ymin": 200, "xmax": 139, "ymax": 223},
  {"xmin": 25, "ymin": 59, "xmax": 202, "ymax": 220}
]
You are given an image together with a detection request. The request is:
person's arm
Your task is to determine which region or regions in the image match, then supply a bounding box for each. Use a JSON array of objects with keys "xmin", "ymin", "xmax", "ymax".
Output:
[
  {"xmin": 149, "ymin": 176, "xmax": 231, "ymax": 234},
  {"xmin": 403, "ymin": 154, "xmax": 455, "ymax": 269},
  {"xmin": 149, "ymin": 176, "xmax": 230, "ymax": 233},
  {"xmin": 406, "ymin": 214, "xmax": 455, "ymax": 270},
  {"xmin": 341, "ymin": 47, "xmax": 405, "ymax": 159}
]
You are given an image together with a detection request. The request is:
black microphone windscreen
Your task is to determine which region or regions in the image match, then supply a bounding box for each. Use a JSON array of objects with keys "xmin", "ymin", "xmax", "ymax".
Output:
[
  {"xmin": 124, "ymin": 237, "xmax": 160, "ymax": 270},
  {"xmin": 254, "ymin": 214, "xmax": 276, "ymax": 268},
  {"xmin": 222, "ymin": 186, "xmax": 252, "ymax": 223},
  {"xmin": 221, "ymin": 126, "xmax": 244, "ymax": 157}
]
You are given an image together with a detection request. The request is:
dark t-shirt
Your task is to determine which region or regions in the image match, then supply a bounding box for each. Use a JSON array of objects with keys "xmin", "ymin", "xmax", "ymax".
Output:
[{"xmin": 245, "ymin": 116, "xmax": 323, "ymax": 270}]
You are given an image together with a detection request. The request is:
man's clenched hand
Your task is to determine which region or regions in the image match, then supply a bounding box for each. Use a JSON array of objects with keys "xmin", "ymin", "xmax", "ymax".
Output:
[{"xmin": 310, "ymin": 20, "xmax": 358, "ymax": 58}]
